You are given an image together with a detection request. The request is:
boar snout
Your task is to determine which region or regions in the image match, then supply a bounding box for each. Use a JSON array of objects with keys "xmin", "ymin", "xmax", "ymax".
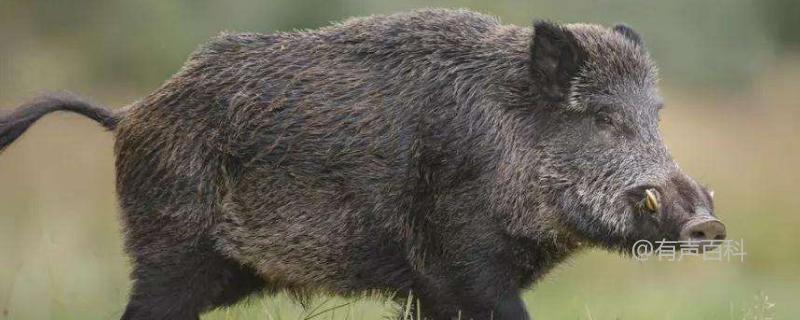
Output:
[
  {"xmin": 626, "ymin": 172, "xmax": 726, "ymax": 247},
  {"xmin": 680, "ymin": 217, "xmax": 726, "ymax": 242}
]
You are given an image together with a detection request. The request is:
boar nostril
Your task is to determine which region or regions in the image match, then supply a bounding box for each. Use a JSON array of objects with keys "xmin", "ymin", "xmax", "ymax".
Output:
[
  {"xmin": 690, "ymin": 231, "xmax": 705, "ymax": 239},
  {"xmin": 680, "ymin": 218, "xmax": 727, "ymax": 242}
]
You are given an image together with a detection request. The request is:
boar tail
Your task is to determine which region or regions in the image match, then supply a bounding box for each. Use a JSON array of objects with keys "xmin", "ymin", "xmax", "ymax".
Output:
[{"xmin": 0, "ymin": 92, "xmax": 119, "ymax": 153}]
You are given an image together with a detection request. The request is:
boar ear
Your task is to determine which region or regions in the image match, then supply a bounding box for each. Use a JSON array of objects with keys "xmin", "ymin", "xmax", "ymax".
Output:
[
  {"xmin": 613, "ymin": 24, "xmax": 643, "ymax": 46},
  {"xmin": 530, "ymin": 21, "xmax": 586, "ymax": 104}
]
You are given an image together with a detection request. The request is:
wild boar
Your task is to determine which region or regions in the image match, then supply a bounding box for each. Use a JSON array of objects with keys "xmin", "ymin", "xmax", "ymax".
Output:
[{"xmin": 0, "ymin": 9, "xmax": 725, "ymax": 320}]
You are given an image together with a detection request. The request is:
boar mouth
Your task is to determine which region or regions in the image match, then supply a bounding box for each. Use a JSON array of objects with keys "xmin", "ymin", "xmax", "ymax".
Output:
[{"xmin": 620, "ymin": 184, "xmax": 727, "ymax": 254}]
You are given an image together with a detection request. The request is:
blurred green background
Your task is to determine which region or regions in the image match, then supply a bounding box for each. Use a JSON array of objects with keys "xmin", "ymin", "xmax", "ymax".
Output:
[{"xmin": 1, "ymin": 1, "xmax": 798, "ymax": 319}]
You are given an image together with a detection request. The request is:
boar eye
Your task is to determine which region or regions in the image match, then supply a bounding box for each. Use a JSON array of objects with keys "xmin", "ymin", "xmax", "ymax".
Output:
[{"xmin": 595, "ymin": 113, "xmax": 615, "ymax": 127}]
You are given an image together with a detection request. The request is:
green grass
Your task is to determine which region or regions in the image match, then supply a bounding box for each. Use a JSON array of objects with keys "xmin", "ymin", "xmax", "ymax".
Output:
[{"xmin": 197, "ymin": 257, "xmax": 789, "ymax": 320}]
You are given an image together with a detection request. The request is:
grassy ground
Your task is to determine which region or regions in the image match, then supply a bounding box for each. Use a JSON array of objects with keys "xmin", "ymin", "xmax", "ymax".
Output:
[{"xmin": 1, "ymin": 65, "xmax": 798, "ymax": 319}]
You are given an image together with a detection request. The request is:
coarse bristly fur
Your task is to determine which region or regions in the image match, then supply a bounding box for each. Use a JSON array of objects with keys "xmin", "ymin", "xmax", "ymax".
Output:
[{"xmin": 0, "ymin": 9, "xmax": 722, "ymax": 320}]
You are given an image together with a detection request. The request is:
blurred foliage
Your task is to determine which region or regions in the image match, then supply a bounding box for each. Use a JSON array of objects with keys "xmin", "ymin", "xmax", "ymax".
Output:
[
  {"xmin": 0, "ymin": 0, "xmax": 798, "ymax": 96},
  {"xmin": 1, "ymin": 1, "xmax": 799, "ymax": 319},
  {"xmin": 758, "ymin": 0, "xmax": 800, "ymax": 53}
]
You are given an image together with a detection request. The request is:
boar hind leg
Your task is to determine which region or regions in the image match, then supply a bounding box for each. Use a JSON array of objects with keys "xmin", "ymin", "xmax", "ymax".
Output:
[
  {"xmin": 119, "ymin": 205, "xmax": 267, "ymax": 320},
  {"xmin": 120, "ymin": 239, "xmax": 266, "ymax": 320}
]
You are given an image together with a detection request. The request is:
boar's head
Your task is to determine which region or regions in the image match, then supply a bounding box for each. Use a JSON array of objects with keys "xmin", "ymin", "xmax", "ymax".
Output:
[{"xmin": 502, "ymin": 22, "xmax": 725, "ymax": 253}]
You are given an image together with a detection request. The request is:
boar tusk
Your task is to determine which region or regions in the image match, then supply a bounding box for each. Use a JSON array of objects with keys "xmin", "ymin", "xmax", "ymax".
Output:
[{"xmin": 644, "ymin": 188, "xmax": 660, "ymax": 212}]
